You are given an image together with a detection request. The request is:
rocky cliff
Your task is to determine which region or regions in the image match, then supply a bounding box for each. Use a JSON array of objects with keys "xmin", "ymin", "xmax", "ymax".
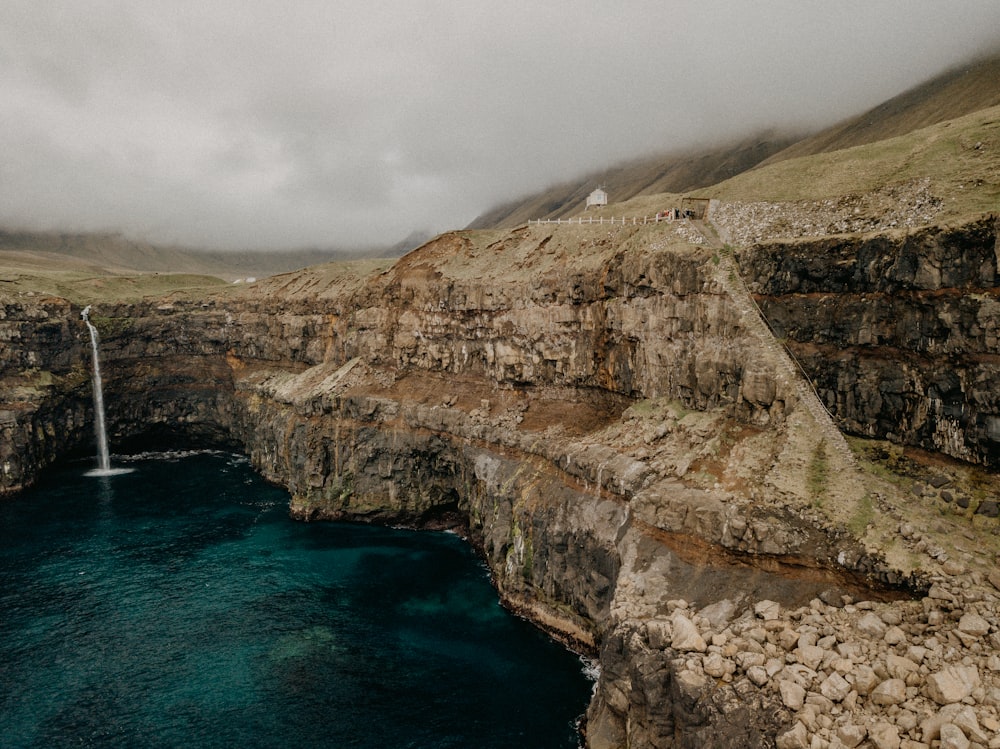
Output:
[
  {"xmin": 735, "ymin": 215, "xmax": 1000, "ymax": 470},
  {"xmin": 2, "ymin": 216, "xmax": 999, "ymax": 748}
]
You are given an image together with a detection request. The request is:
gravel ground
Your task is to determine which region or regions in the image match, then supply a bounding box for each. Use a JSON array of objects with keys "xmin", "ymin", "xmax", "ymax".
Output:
[{"xmin": 711, "ymin": 178, "xmax": 945, "ymax": 247}]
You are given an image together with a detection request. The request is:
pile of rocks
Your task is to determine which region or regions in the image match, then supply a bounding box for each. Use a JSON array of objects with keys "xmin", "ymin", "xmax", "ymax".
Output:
[
  {"xmin": 712, "ymin": 179, "xmax": 945, "ymax": 247},
  {"xmin": 670, "ymin": 221, "xmax": 707, "ymax": 246},
  {"xmin": 655, "ymin": 573, "xmax": 1000, "ymax": 749},
  {"xmin": 911, "ymin": 480, "xmax": 1000, "ymax": 520}
]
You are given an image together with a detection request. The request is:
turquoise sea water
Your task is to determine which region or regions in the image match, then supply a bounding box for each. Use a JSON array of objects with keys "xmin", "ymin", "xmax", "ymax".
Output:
[{"xmin": 0, "ymin": 452, "xmax": 593, "ymax": 748}]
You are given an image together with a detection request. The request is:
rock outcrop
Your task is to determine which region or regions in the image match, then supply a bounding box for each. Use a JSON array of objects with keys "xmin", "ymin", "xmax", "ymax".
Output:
[
  {"xmin": 2, "ymin": 215, "xmax": 999, "ymax": 747},
  {"xmin": 736, "ymin": 214, "xmax": 1000, "ymax": 470}
]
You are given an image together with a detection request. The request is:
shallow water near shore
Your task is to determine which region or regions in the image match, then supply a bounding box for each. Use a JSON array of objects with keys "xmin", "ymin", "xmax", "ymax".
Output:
[{"xmin": 0, "ymin": 451, "xmax": 593, "ymax": 748}]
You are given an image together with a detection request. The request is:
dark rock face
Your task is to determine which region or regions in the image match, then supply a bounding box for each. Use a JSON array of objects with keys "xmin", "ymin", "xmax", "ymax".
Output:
[
  {"xmin": 739, "ymin": 216, "xmax": 1000, "ymax": 467},
  {"xmin": 0, "ymin": 295, "xmax": 93, "ymax": 490}
]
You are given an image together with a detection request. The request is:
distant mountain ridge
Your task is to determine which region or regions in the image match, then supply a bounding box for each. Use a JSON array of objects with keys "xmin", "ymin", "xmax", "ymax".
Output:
[
  {"xmin": 0, "ymin": 229, "xmax": 410, "ymax": 280},
  {"xmin": 470, "ymin": 51, "xmax": 1000, "ymax": 229}
]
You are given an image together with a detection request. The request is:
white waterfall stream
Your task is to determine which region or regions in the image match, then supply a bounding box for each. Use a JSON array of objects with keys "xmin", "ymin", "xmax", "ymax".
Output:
[{"xmin": 81, "ymin": 306, "xmax": 131, "ymax": 477}]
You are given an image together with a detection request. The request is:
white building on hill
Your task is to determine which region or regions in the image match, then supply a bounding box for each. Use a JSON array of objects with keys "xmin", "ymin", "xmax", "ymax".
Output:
[{"xmin": 585, "ymin": 187, "xmax": 608, "ymax": 210}]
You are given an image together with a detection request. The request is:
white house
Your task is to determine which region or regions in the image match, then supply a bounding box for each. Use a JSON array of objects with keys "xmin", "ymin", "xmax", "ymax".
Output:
[{"xmin": 585, "ymin": 187, "xmax": 608, "ymax": 210}]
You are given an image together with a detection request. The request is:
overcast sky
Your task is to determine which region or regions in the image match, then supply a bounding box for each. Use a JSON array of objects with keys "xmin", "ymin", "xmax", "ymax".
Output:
[{"xmin": 2, "ymin": 1, "xmax": 999, "ymax": 251}]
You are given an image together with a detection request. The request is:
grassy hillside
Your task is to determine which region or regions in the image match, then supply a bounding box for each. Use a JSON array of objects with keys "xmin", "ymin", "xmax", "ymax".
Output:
[
  {"xmin": 0, "ymin": 231, "xmax": 217, "ymax": 275},
  {"xmin": 472, "ymin": 53, "xmax": 1000, "ymax": 229},
  {"xmin": 760, "ymin": 53, "xmax": 1000, "ymax": 166},
  {"xmin": 0, "ymin": 229, "xmax": 400, "ymax": 282},
  {"xmin": 692, "ymin": 104, "xmax": 1000, "ymax": 218},
  {"xmin": 0, "ymin": 249, "xmax": 231, "ymax": 304}
]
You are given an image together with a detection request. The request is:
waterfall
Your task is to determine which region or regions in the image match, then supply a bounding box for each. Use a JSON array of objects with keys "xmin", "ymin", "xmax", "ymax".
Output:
[{"xmin": 81, "ymin": 306, "xmax": 128, "ymax": 476}]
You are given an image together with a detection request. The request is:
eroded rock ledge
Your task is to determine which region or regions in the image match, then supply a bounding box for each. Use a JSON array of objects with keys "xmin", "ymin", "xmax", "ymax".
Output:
[{"xmin": 2, "ymin": 218, "xmax": 999, "ymax": 747}]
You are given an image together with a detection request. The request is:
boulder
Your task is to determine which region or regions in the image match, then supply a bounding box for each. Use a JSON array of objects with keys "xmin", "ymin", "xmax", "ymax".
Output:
[
  {"xmin": 737, "ymin": 651, "xmax": 766, "ymax": 670},
  {"xmin": 989, "ymin": 569, "xmax": 1000, "ymax": 592},
  {"xmin": 836, "ymin": 723, "xmax": 867, "ymax": 748},
  {"xmin": 871, "ymin": 678, "xmax": 907, "ymax": 706},
  {"xmin": 780, "ymin": 663, "xmax": 818, "ymax": 689},
  {"xmin": 755, "ymin": 599, "xmax": 781, "ymax": 621},
  {"xmin": 957, "ymin": 612, "xmax": 990, "ymax": 637},
  {"xmin": 776, "ymin": 721, "xmax": 809, "ymax": 749},
  {"xmin": 884, "ymin": 625, "xmax": 907, "ymax": 645},
  {"xmin": 857, "ymin": 612, "xmax": 888, "ymax": 638},
  {"xmin": 942, "ymin": 560, "xmax": 966, "ymax": 576},
  {"xmin": 927, "ymin": 584, "xmax": 955, "ymax": 602},
  {"xmin": 777, "ymin": 628, "xmax": 801, "ymax": 651},
  {"xmin": 939, "ymin": 722, "xmax": 970, "ymax": 749},
  {"xmin": 852, "ymin": 664, "xmax": 880, "ymax": 696},
  {"xmin": 976, "ymin": 499, "xmax": 999, "ymax": 517},
  {"xmin": 796, "ymin": 644, "xmax": 827, "ymax": 670},
  {"xmin": 699, "ymin": 598, "xmax": 738, "ymax": 630},
  {"xmin": 747, "ymin": 665, "xmax": 769, "ymax": 687},
  {"xmin": 880, "ymin": 608, "xmax": 904, "ymax": 626},
  {"xmin": 886, "ymin": 654, "xmax": 919, "ymax": 680},
  {"xmin": 779, "ymin": 680, "xmax": 806, "ymax": 710},
  {"xmin": 925, "ymin": 665, "xmax": 981, "ymax": 705},
  {"xmin": 645, "ymin": 619, "xmax": 673, "ymax": 649},
  {"xmin": 819, "ymin": 672, "xmax": 851, "ymax": 702},
  {"xmin": 946, "ymin": 705, "xmax": 990, "ymax": 744},
  {"xmin": 670, "ymin": 614, "xmax": 707, "ymax": 653},
  {"xmin": 703, "ymin": 652, "xmax": 734, "ymax": 679},
  {"xmin": 869, "ymin": 721, "xmax": 901, "ymax": 749}
]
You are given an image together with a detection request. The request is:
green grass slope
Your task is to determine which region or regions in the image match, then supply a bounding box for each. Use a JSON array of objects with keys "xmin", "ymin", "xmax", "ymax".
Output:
[
  {"xmin": 693, "ymin": 104, "xmax": 1000, "ymax": 218},
  {"xmin": 760, "ymin": 53, "xmax": 1000, "ymax": 167},
  {"xmin": 0, "ymin": 249, "xmax": 230, "ymax": 304},
  {"xmin": 0, "ymin": 229, "xmax": 398, "ymax": 282}
]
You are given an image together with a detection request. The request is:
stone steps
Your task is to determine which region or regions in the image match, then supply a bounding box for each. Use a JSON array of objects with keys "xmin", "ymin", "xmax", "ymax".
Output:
[{"xmin": 693, "ymin": 219, "xmax": 858, "ymax": 470}]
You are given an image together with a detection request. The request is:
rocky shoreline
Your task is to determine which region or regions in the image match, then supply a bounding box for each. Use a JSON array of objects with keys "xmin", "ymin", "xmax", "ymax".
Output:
[{"xmin": 615, "ymin": 569, "xmax": 1000, "ymax": 749}]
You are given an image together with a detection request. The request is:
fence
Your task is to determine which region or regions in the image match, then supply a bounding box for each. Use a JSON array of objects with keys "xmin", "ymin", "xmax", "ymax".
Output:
[{"xmin": 526, "ymin": 214, "xmax": 684, "ymax": 226}]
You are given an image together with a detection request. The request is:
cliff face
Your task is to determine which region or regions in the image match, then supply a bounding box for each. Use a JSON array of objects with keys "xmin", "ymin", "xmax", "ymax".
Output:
[
  {"xmin": 2, "ymin": 216, "xmax": 999, "ymax": 747},
  {"xmin": 738, "ymin": 216, "xmax": 1000, "ymax": 468},
  {"xmin": 0, "ymin": 294, "xmax": 90, "ymax": 490}
]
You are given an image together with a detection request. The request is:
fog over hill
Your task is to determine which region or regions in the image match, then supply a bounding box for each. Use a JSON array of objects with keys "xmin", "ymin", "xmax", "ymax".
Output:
[
  {"xmin": 5, "ymin": 40, "xmax": 1000, "ymax": 276},
  {"xmin": 0, "ymin": 229, "xmax": 413, "ymax": 281},
  {"xmin": 759, "ymin": 53, "xmax": 1000, "ymax": 165},
  {"xmin": 472, "ymin": 50, "xmax": 1000, "ymax": 228},
  {"xmin": 3, "ymin": 2, "xmax": 1000, "ymax": 250},
  {"xmin": 466, "ymin": 131, "xmax": 799, "ymax": 230}
]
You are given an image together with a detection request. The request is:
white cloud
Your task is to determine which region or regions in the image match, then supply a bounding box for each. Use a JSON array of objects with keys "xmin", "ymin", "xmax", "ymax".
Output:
[{"xmin": 1, "ymin": 0, "xmax": 999, "ymax": 249}]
